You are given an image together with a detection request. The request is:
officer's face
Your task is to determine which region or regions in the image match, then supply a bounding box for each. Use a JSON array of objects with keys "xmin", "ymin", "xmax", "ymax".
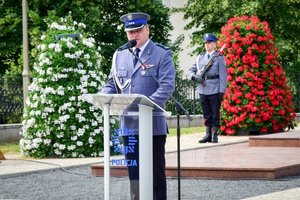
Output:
[
  {"xmin": 204, "ymin": 41, "xmax": 216, "ymax": 53},
  {"xmin": 126, "ymin": 25, "xmax": 150, "ymax": 48}
]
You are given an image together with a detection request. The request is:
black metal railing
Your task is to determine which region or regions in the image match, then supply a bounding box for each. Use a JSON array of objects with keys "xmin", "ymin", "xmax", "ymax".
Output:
[
  {"xmin": 293, "ymin": 73, "xmax": 300, "ymax": 112},
  {"xmin": 166, "ymin": 75, "xmax": 201, "ymax": 115},
  {"xmin": 0, "ymin": 73, "xmax": 299, "ymax": 124},
  {"xmin": 0, "ymin": 78, "xmax": 23, "ymax": 124}
]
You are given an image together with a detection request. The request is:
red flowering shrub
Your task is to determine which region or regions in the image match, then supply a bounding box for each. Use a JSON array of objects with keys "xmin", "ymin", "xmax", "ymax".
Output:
[{"xmin": 218, "ymin": 16, "xmax": 296, "ymax": 135}]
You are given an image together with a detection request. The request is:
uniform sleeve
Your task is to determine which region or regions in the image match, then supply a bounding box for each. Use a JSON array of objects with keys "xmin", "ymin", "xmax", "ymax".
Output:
[
  {"xmin": 218, "ymin": 56, "xmax": 227, "ymax": 93},
  {"xmin": 100, "ymin": 69, "xmax": 119, "ymax": 94},
  {"xmin": 188, "ymin": 55, "xmax": 201, "ymax": 80},
  {"xmin": 188, "ymin": 63, "xmax": 197, "ymax": 80},
  {"xmin": 149, "ymin": 49, "xmax": 175, "ymax": 107}
]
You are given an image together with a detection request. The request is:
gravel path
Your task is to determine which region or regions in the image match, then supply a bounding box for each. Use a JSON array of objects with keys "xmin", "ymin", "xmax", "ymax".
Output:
[{"xmin": 1, "ymin": 165, "xmax": 300, "ymax": 200}]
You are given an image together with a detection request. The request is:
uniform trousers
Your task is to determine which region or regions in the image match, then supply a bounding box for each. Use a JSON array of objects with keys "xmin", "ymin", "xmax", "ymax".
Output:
[
  {"xmin": 123, "ymin": 135, "xmax": 167, "ymax": 200},
  {"xmin": 200, "ymin": 93, "xmax": 221, "ymax": 127}
]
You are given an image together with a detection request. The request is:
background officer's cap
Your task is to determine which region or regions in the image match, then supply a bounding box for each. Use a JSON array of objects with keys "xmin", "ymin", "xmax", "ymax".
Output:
[
  {"xmin": 203, "ymin": 33, "xmax": 217, "ymax": 42},
  {"xmin": 120, "ymin": 12, "xmax": 150, "ymax": 32}
]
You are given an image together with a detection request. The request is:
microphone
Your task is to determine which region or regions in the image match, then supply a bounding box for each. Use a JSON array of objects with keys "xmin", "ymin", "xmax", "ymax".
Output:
[{"xmin": 118, "ymin": 40, "xmax": 137, "ymax": 51}]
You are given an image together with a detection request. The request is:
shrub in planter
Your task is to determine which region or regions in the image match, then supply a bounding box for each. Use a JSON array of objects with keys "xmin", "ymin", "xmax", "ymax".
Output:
[
  {"xmin": 219, "ymin": 16, "xmax": 296, "ymax": 135},
  {"xmin": 20, "ymin": 16, "xmax": 117, "ymax": 158}
]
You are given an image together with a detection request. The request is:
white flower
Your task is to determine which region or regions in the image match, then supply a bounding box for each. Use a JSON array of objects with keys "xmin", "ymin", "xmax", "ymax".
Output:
[
  {"xmin": 46, "ymin": 67, "xmax": 53, "ymax": 75},
  {"xmin": 44, "ymin": 86, "xmax": 55, "ymax": 94},
  {"xmin": 91, "ymin": 121, "xmax": 98, "ymax": 127},
  {"xmin": 77, "ymin": 128, "xmax": 85, "ymax": 136},
  {"xmin": 78, "ymin": 23, "xmax": 86, "ymax": 29},
  {"xmin": 79, "ymin": 109, "xmax": 86, "ymax": 114},
  {"xmin": 76, "ymin": 141, "xmax": 83, "ymax": 146},
  {"xmin": 82, "ymin": 38, "xmax": 95, "ymax": 48},
  {"xmin": 59, "ymin": 144, "xmax": 66, "ymax": 150},
  {"xmin": 32, "ymin": 138, "xmax": 42, "ymax": 148},
  {"xmin": 68, "ymin": 145, "xmax": 76, "ymax": 151},
  {"xmin": 71, "ymin": 136, "xmax": 78, "ymax": 141},
  {"xmin": 69, "ymin": 96, "xmax": 76, "ymax": 101},
  {"xmin": 77, "ymin": 63, "xmax": 84, "ymax": 68},
  {"xmin": 54, "ymin": 149, "xmax": 62, "ymax": 155},
  {"xmin": 72, "ymin": 152, "xmax": 78, "ymax": 157},
  {"xmin": 84, "ymin": 54, "xmax": 90, "ymax": 59},
  {"xmin": 37, "ymin": 44, "xmax": 46, "ymax": 51},
  {"xmin": 75, "ymin": 50, "xmax": 84, "ymax": 58},
  {"xmin": 27, "ymin": 118, "xmax": 36, "ymax": 127},
  {"xmin": 57, "ymin": 86, "xmax": 65, "ymax": 96},
  {"xmin": 94, "ymin": 129, "xmax": 101, "ymax": 134},
  {"xmin": 49, "ymin": 22, "xmax": 68, "ymax": 30},
  {"xmin": 44, "ymin": 139, "xmax": 51, "ymax": 145},
  {"xmin": 88, "ymin": 137, "xmax": 95, "ymax": 144}
]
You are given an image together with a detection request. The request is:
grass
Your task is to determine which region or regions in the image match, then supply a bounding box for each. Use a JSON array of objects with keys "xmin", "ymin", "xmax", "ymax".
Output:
[
  {"xmin": 0, "ymin": 142, "xmax": 20, "ymax": 154},
  {"xmin": 168, "ymin": 126, "xmax": 204, "ymax": 137}
]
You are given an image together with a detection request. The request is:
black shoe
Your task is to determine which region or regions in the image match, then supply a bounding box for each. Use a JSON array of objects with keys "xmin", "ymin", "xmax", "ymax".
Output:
[
  {"xmin": 199, "ymin": 137, "xmax": 211, "ymax": 143},
  {"xmin": 211, "ymin": 139, "xmax": 218, "ymax": 143}
]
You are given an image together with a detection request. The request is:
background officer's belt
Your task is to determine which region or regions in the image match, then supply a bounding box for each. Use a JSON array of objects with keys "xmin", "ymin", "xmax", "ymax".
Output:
[{"xmin": 204, "ymin": 75, "xmax": 219, "ymax": 80}]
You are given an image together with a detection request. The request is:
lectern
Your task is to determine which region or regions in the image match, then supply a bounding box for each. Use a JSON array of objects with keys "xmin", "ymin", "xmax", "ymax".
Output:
[{"xmin": 81, "ymin": 93, "xmax": 170, "ymax": 200}]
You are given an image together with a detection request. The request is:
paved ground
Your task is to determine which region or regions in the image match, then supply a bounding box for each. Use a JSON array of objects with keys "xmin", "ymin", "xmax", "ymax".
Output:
[{"xmin": 1, "ymin": 128, "xmax": 300, "ymax": 199}]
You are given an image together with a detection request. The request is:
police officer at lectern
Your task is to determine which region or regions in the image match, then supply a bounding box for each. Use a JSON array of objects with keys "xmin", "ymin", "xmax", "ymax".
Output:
[
  {"xmin": 101, "ymin": 12, "xmax": 175, "ymax": 200},
  {"xmin": 188, "ymin": 33, "xmax": 227, "ymax": 143}
]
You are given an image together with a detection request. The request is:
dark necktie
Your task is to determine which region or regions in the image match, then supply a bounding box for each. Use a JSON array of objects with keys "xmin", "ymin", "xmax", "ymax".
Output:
[
  {"xmin": 134, "ymin": 48, "xmax": 140, "ymax": 66},
  {"xmin": 207, "ymin": 54, "xmax": 210, "ymax": 59}
]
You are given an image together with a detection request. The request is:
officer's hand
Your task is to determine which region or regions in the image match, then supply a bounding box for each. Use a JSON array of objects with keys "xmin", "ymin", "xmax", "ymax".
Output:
[
  {"xmin": 192, "ymin": 75, "xmax": 204, "ymax": 84},
  {"xmin": 218, "ymin": 93, "xmax": 224, "ymax": 101}
]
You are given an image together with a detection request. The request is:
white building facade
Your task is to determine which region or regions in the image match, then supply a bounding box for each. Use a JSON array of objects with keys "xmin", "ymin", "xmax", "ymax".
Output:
[{"xmin": 163, "ymin": 0, "xmax": 196, "ymax": 75}]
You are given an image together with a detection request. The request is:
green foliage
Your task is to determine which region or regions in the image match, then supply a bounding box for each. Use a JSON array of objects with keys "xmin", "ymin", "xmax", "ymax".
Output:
[
  {"xmin": 20, "ymin": 15, "xmax": 117, "ymax": 158},
  {"xmin": 0, "ymin": 0, "xmax": 173, "ymax": 77},
  {"xmin": 0, "ymin": 0, "xmax": 23, "ymax": 74},
  {"xmin": 0, "ymin": 0, "xmax": 173, "ymax": 124},
  {"xmin": 181, "ymin": 0, "xmax": 300, "ymax": 103}
]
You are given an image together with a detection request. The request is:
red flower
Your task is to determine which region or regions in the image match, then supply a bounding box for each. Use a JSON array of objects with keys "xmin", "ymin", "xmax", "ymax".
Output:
[{"xmin": 219, "ymin": 15, "xmax": 296, "ymax": 135}]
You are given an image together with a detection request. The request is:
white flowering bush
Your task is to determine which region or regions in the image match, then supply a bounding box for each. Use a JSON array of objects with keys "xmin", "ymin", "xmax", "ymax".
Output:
[{"xmin": 20, "ymin": 16, "xmax": 117, "ymax": 158}]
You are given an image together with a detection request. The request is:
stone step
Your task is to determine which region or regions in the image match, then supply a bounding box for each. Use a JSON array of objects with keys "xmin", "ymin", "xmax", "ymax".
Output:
[
  {"xmin": 91, "ymin": 164, "xmax": 300, "ymax": 180},
  {"xmin": 249, "ymin": 132, "xmax": 300, "ymax": 147},
  {"xmin": 90, "ymin": 143, "xmax": 300, "ymax": 180}
]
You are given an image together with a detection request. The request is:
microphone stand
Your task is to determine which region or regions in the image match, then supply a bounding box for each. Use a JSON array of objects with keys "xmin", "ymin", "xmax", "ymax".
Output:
[{"xmin": 129, "ymin": 48, "xmax": 192, "ymax": 200}]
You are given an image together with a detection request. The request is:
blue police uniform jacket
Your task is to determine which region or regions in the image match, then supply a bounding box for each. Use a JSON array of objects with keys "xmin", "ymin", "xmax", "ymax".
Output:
[
  {"xmin": 188, "ymin": 52, "xmax": 227, "ymax": 95},
  {"xmin": 101, "ymin": 40, "xmax": 176, "ymax": 135}
]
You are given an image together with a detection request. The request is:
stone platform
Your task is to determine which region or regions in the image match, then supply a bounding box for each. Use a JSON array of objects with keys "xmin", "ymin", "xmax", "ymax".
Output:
[
  {"xmin": 91, "ymin": 130, "xmax": 300, "ymax": 180},
  {"xmin": 249, "ymin": 131, "xmax": 300, "ymax": 147}
]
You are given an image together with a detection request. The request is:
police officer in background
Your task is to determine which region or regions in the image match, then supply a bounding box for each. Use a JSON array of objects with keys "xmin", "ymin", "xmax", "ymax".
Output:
[
  {"xmin": 101, "ymin": 12, "xmax": 175, "ymax": 200},
  {"xmin": 188, "ymin": 33, "xmax": 227, "ymax": 143}
]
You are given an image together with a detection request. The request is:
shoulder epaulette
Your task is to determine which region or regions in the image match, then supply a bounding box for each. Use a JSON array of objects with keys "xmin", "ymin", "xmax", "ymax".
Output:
[{"xmin": 155, "ymin": 43, "xmax": 170, "ymax": 50}]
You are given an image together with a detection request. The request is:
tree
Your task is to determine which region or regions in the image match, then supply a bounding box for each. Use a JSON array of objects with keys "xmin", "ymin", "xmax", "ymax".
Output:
[
  {"xmin": 0, "ymin": 0, "xmax": 173, "ymax": 77},
  {"xmin": 0, "ymin": 1, "xmax": 22, "ymax": 74},
  {"xmin": 0, "ymin": 0, "xmax": 174, "ymax": 124},
  {"xmin": 181, "ymin": 0, "xmax": 300, "ymax": 87}
]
